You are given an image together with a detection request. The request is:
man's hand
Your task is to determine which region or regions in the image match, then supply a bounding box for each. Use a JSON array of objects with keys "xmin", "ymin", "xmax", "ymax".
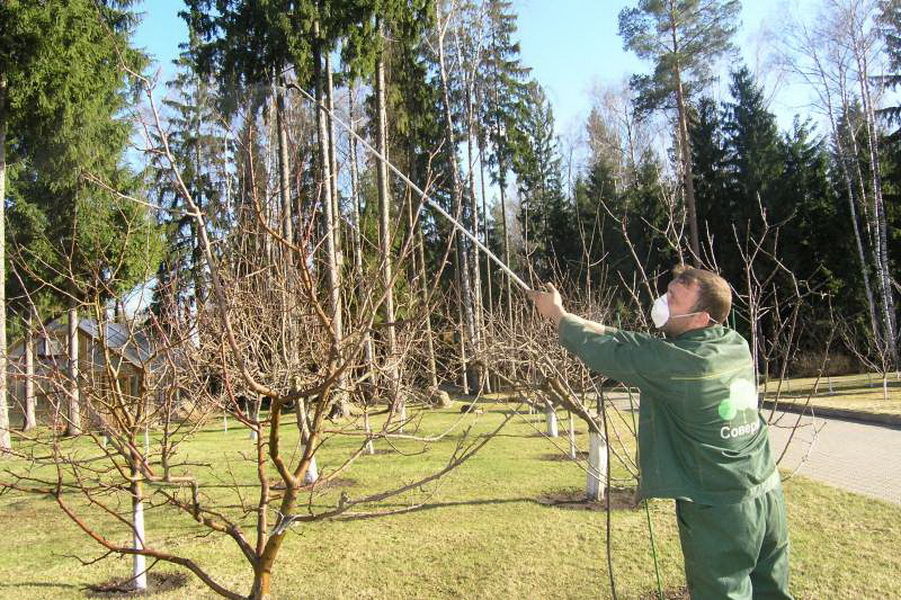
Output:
[{"xmin": 529, "ymin": 282, "xmax": 566, "ymax": 326}]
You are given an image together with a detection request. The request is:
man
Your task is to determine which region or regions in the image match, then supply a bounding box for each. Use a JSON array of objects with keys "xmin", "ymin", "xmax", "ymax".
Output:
[{"xmin": 530, "ymin": 266, "xmax": 792, "ymax": 600}]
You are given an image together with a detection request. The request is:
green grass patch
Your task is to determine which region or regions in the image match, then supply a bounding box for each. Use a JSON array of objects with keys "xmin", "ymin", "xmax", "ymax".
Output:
[
  {"xmin": 762, "ymin": 372, "xmax": 901, "ymax": 417},
  {"xmin": 0, "ymin": 404, "xmax": 898, "ymax": 599}
]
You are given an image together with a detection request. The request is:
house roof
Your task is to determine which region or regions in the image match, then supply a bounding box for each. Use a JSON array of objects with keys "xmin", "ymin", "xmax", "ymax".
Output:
[{"xmin": 9, "ymin": 317, "xmax": 158, "ymax": 370}]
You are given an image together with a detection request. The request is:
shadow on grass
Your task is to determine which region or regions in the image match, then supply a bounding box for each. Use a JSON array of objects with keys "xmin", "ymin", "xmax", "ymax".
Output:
[
  {"xmin": 334, "ymin": 496, "xmax": 541, "ymax": 521},
  {"xmin": 0, "ymin": 582, "xmax": 81, "ymax": 591},
  {"xmin": 536, "ymin": 487, "xmax": 640, "ymax": 512}
]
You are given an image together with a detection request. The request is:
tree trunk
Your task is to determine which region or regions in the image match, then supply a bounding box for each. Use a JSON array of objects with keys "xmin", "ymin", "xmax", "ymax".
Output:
[
  {"xmin": 132, "ymin": 475, "xmax": 147, "ymax": 591},
  {"xmin": 66, "ymin": 301, "xmax": 81, "ymax": 436},
  {"xmin": 374, "ymin": 33, "xmax": 402, "ymax": 423},
  {"xmin": 250, "ymin": 566, "xmax": 272, "ymax": 600},
  {"xmin": 314, "ymin": 22, "xmax": 345, "ymax": 412},
  {"xmin": 250, "ymin": 395, "xmax": 261, "ymax": 441},
  {"xmin": 852, "ymin": 32, "xmax": 898, "ymax": 369},
  {"xmin": 416, "ymin": 214, "xmax": 439, "ymax": 391},
  {"xmin": 0, "ymin": 75, "xmax": 9, "ymax": 453},
  {"xmin": 436, "ymin": 10, "xmax": 477, "ymax": 393},
  {"xmin": 545, "ymin": 402, "xmax": 558, "ymax": 437},
  {"xmin": 24, "ymin": 309, "xmax": 36, "ymax": 431},
  {"xmin": 465, "ymin": 115, "xmax": 485, "ymax": 392},
  {"xmin": 492, "ymin": 86, "xmax": 514, "ymax": 327},
  {"xmin": 303, "ymin": 453, "xmax": 319, "ymax": 485},
  {"xmin": 826, "ymin": 87, "xmax": 880, "ymax": 346},
  {"xmin": 568, "ymin": 412, "xmax": 577, "ymax": 459},
  {"xmin": 586, "ymin": 430, "xmax": 607, "ymax": 501},
  {"xmin": 674, "ymin": 65, "xmax": 701, "ymax": 264},
  {"xmin": 275, "ymin": 88, "xmax": 293, "ymax": 248},
  {"xmin": 347, "ymin": 85, "xmax": 377, "ymax": 384},
  {"xmin": 363, "ymin": 406, "xmax": 375, "ymax": 455},
  {"xmin": 324, "ymin": 51, "xmax": 350, "ymax": 418},
  {"xmin": 274, "ymin": 83, "xmax": 295, "ymax": 382},
  {"xmin": 666, "ymin": 6, "xmax": 700, "ymax": 264},
  {"xmin": 478, "ymin": 140, "xmax": 494, "ymax": 319},
  {"xmin": 294, "ymin": 398, "xmax": 319, "ymax": 484},
  {"xmin": 404, "ymin": 154, "xmax": 440, "ymax": 391}
]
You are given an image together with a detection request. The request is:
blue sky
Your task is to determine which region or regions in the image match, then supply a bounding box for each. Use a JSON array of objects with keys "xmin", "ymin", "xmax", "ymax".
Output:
[{"xmin": 132, "ymin": 0, "xmax": 813, "ymax": 137}]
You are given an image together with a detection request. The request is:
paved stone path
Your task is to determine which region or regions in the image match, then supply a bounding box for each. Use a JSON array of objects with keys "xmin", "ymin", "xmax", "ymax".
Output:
[
  {"xmin": 599, "ymin": 392, "xmax": 900, "ymax": 504},
  {"xmin": 766, "ymin": 410, "xmax": 901, "ymax": 505}
]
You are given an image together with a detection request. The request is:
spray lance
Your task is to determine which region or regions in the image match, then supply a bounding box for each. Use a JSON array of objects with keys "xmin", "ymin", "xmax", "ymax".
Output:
[{"xmin": 285, "ymin": 81, "xmax": 533, "ymax": 295}]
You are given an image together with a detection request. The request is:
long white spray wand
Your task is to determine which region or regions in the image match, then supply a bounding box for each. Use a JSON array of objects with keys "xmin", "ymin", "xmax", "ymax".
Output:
[{"xmin": 286, "ymin": 82, "xmax": 532, "ymax": 293}]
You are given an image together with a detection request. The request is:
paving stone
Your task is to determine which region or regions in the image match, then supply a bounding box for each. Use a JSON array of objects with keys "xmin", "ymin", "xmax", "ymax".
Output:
[{"xmin": 767, "ymin": 410, "xmax": 901, "ymax": 505}]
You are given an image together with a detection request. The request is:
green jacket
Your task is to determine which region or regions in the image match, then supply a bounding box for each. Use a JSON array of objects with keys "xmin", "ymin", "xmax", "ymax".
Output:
[{"xmin": 558, "ymin": 315, "xmax": 778, "ymax": 505}]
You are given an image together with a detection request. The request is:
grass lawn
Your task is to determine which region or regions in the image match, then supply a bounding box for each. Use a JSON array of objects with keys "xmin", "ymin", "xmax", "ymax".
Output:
[
  {"xmin": 762, "ymin": 372, "xmax": 901, "ymax": 417},
  {"xmin": 0, "ymin": 403, "xmax": 898, "ymax": 599}
]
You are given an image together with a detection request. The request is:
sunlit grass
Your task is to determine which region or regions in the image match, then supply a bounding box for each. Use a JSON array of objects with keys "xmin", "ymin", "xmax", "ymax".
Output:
[
  {"xmin": 0, "ymin": 403, "xmax": 898, "ymax": 599},
  {"xmin": 762, "ymin": 372, "xmax": 901, "ymax": 416}
]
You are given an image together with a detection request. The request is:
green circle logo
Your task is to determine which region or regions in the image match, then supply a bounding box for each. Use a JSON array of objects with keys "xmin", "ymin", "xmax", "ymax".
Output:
[
  {"xmin": 718, "ymin": 399, "xmax": 738, "ymax": 420},
  {"xmin": 719, "ymin": 379, "xmax": 757, "ymax": 421}
]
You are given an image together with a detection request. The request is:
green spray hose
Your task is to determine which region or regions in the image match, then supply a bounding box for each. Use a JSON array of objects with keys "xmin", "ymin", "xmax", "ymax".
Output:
[{"xmin": 626, "ymin": 386, "xmax": 665, "ymax": 600}]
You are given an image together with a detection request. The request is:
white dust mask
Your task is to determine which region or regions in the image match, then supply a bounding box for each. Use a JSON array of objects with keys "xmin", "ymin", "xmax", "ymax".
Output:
[
  {"xmin": 650, "ymin": 294, "xmax": 709, "ymax": 329},
  {"xmin": 650, "ymin": 294, "xmax": 671, "ymax": 328}
]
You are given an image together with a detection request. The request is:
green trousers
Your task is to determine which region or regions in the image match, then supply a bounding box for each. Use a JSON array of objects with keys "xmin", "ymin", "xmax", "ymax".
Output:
[{"xmin": 675, "ymin": 484, "xmax": 793, "ymax": 600}]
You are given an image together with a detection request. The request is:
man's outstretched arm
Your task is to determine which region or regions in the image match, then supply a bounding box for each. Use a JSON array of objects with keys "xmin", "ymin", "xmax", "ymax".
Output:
[{"xmin": 528, "ymin": 282, "xmax": 612, "ymax": 334}]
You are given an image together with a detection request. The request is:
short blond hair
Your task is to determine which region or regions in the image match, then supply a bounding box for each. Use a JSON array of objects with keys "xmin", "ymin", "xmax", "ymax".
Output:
[{"xmin": 671, "ymin": 265, "xmax": 732, "ymax": 324}]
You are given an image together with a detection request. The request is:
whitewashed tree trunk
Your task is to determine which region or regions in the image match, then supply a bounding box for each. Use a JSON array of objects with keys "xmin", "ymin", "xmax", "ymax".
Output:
[
  {"xmin": 363, "ymin": 407, "xmax": 374, "ymax": 455},
  {"xmin": 24, "ymin": 309, "xmax": 36, "ymax": 431},
  {"xmin": 295, "ymin": 398, "xmax": 319, "ymax": 484},
  {"xmin": 545, "ymin": 402, "xmax": 558, "ymax": 437},
  {"xmin": 303, "ymin": 454, "xmax": 319, "ymax": 485},
  {"xmin": 586, "ymin": 430, "xmax": 607, "ymax": 502},
  {"xmin": 568, "ymin": 412, "xmax": 577, "ymax": 459},
  {"xmin": 250, "ymin": 396, "xmax": 261, "ymax": 441},
  {"xmin": 132, "ymin": 477, "xmax": 147, "ymax": 591},
  {"xmin": 66, "ymin": 302, "xmax": 81, "ymax": 436}
]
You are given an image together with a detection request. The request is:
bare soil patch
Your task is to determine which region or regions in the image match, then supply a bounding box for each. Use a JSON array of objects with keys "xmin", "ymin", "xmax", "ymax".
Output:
[
  {"xmin": 535, "ymin": 487, "xmax": 639, "ymax": 511},
  {"xmin": 85, "ymin": 572, "xmax": 189, "ymax": 597},
  {"xmin": 541, "ymin": 451, "xmax": 589, "ymax": 461}
]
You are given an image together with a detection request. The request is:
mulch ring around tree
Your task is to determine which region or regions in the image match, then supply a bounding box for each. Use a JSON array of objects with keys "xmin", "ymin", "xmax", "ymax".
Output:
[
  {"xmin": 85, "ymin": 572, "xmax": 189, "ymax": 597},
  {"xmin": 540, "ymin": 451, "xmax": 589, "ymax": 461},
  {"xmin": 535, "ymin": 487, "xmax": 639, "ymax": 511},
  {"xmin": 637, "ymin": 585, "xmax": 690, "ymax": 599}
]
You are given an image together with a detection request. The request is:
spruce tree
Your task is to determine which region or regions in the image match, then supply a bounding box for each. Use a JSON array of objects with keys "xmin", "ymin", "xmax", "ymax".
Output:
[{"xmin": 2, "ymin": 0, "xmax": 157, "ymax": 442}]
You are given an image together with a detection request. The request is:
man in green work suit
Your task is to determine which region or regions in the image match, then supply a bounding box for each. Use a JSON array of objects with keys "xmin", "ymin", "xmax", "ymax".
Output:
[{"xmin": 530, "ymin": 266, "xmax": 792, "ymax": 600}]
